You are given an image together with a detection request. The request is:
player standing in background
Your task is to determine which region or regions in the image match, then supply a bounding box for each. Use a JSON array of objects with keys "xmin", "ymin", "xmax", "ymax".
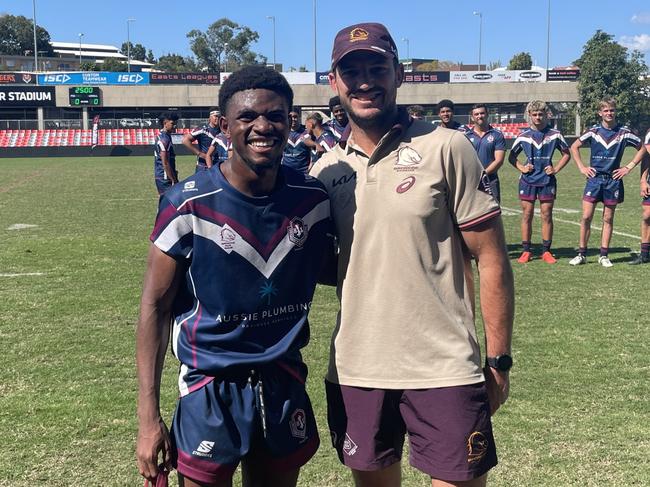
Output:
[
  {"xmin": 436, "ymin": 99, "xmax": 468, "ymax": 131},
  {"xmin": 182, "ymin": 107, "xmax": 221, "ymax": 171},
  {"xmin": 406, "ymin": 105, "xmax": 424, "ymax": 120},
  {"xmin": 466, "ymin": 104, "xmax": 506, "ymax": 202},
  {"xmin": 311, "ymin": 22, "xmax": 514, "ymax": 487},
  {"xmin": 281, "ymin": 109, "xmax": 313, "ymax": 173},
  {"xmin": 629, "ymin": 129, "xmax": 650, "ymax": 265},
  {"xmin": 153, "ymin": 112, "xmax": 179, "ymax": 195},
  {"xmin": 305, "ymin": 112, "xmax": 337, "ymax": 166},
  {"xmin": 205, "ymin": 129, "xmax": 231, "ymax": 168},
  {"xmin": 324, "ymin": 95, "xmax": 349, "ymax": 141},
  {"xmin": 568, "ymin": 98, "xmax": 646, "ymax": 267},
  {"xmin": 136, "ymin": 66, "xmax": 332, "ymax": 487},
  {"xmin": 509, "ymin": 100, "xmax": 571, "ymax": 264}
]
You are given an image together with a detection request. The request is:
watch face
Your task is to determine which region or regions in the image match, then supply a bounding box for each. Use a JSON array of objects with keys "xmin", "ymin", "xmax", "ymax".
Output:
[{"xmin": 496, "ymin": 354, "xmax": 513, "ymax": 371}]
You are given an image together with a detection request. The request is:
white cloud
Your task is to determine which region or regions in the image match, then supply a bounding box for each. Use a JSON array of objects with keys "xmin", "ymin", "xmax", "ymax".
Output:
[
  {"xmin": 619, "ymin": 34, "xmax": 650, "ymax": 52},
  {"xmin": 631, "ymin": 12, "xmax": 650, "ymax": 24}
]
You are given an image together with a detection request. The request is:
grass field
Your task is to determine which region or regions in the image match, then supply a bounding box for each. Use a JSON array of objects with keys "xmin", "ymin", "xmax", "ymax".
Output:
[{"xmin": 0, "ymin": 151, "xmax": 648, "ymax": 486}]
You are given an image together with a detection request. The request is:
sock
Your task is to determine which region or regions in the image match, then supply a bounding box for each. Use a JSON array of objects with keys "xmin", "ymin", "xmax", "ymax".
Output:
[
  {"xmin": 600, "ymin": 247, "xmax": 609, "ymax": 257},
  {"xmin": 542, "ymin": 240, "xmax": 552, "ymax": 253},
  {"xmin": 641, "ymin": 242, "xmax": 650, "ymax": 258},
  {"xmin": 578, "ymin": 247, "xmax": 587, "ymax": 256},
  {"xmin": 522, "ymin": 241, "xmax": 531, "ymax": 252}
]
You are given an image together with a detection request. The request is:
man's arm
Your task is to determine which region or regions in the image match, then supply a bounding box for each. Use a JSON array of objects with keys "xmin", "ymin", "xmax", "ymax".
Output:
[
  {"xmin": 136, "ymin": 245, "xmax": 182, "ymax": 483},
  {"xmin": 182, "ymin": 133, "xmax": 205, "ymax": 161},
  {"xmin": 570, "ymin": 138, "xmax": 595, "ymax": 178},
  {"xmin": 548, "ymin": 151, "xmax": 571, "ymax": 175},
  {"xmin": 484, "ymin": 149, "xmax": 505, "ymax": 175},
  {"xmin": 160, "ymin": 150, "xmax": 178, "ymax": 184},
  {"xmin": 461, "ymin": 217, "xmax": 514, "ymax": 415},
  {"xmin": 612, "ymin": 144, "xmax": 647, "ymax": 180},
  {"xmin": 508, "ymin": 147, "xmax": 533, "ymax": 174},
  {"xmin": 640, "ymin": 151, "xmax": 650, "ymax": 197},
  {"xmin": 205, "ymin": 140, "xmax": 216, "ymax": 168}
]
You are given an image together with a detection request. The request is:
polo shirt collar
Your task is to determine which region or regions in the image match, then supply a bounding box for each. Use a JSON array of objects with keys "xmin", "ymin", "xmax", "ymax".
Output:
[{"xmin": 342, "ymin": 108, "xmax": 412, "ymax": 158}]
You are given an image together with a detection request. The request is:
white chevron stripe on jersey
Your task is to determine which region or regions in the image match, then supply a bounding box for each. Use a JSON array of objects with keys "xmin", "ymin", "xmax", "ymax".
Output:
[
  {"xmin": 513, "ymin": 132, "xmax": 566, "ymax": 150},
  {"xmin": 581, "ymin": 131, "xmax": 640, "ymax": 150},
  {"xmin": 181, "ymin": 199, "xmax": 330, "ymax": 279}
]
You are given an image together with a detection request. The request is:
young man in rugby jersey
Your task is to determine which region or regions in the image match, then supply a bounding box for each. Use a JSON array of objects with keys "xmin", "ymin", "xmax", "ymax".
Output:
[
  {"xmin": 569, "ymin": 98, "xmax": 646, "ymax": 267},
  {"xmin": 136, "ymin": 65, "xmax": 332, "ymax": 487},
  {"xmin": 153, "ymin": 112, "xmax": 179, "ymax": 195},
  {"xmin": 466, "ymin": 104, "xmax": 506, "ymax": 202},
  {"xmin": 205, "ymin": 129, "xmax": 231, "ymax": 168},
  {"xmin": 324, "ymin": 95, "xmax": 349, "ymax": 141},
  {"xmin": 436, "ymin": 99, "xmax": 468, "ymax": 131},
  {"xmin": 311, "ymin": 22, "xmax": 514, "ymax": 487},
  {"xmin": 182, "ymin": 107, "xmax": 221, "ymax": 171},
  {"xmin": 509, "ymin": 100, "xmax": 571, "ymax": 264},
  {"xmin": 281, "ymin": 108, "xmax": 313, "ymax": 173},
  {"xmin": 305, "ymin": 112, "xmax": 337, "ymax": 166},
  {"xmin": 629, "ymin": 129, "xmax": 650, "ymax": 265}
]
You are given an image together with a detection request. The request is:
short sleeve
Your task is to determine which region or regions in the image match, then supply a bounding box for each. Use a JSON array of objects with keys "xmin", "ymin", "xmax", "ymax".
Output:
[
  {"xmin": 149, "ymin": 194, "xmax": 194, "ymax": 259},
  {"xmin": 445, "ymin": 132, "xmax": 501, "ymax": 230},
  {"xmin": 494, "ymin": 131, "xmax": 506, "ymax": 151},
  {"xmin": 510, "ymin": 137, "xmax": 523, "ymax": 156}
]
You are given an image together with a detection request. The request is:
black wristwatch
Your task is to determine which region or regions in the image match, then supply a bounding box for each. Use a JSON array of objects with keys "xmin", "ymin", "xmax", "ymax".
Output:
[{"xmin": 486, "ymin": 354, "xmax": 513, "ymax": 372}]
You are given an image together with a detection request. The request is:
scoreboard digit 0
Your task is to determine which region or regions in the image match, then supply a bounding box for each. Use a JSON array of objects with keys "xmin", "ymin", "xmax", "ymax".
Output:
[{"xmin": 68, "ymin": 86, "xmax": 102, "ymax": 106}]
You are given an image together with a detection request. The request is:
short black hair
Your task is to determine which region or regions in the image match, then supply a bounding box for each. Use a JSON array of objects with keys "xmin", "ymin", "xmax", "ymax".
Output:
[
  {"xmin": 436, "ymin": 99, "xmax": 454, "ymax": 112},
  {"xmin": 329, "ymin": 96, "xmax": 342, "ymax": 111},
  {"xmin": 407, "ymin": 105, "xmax": 424, "ymax": 116},
  {"xmin": 208, "ymin": 106, "xmax": 220, "ymax": 114},
  {"xmin": 471, "ymin": 103, "xmax": 488, "ymax": 113},
  {"xmin": 218, "ymin": 65, "xmax": 293, "ymax": 115},
  {"xmin": 158, "ymin": 111, "xmax": 179, "ymax": 127}
]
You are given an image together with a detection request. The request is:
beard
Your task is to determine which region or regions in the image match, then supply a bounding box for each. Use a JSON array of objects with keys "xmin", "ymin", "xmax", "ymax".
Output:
[{"xmin": 342, "ymin": 92, "xmax": 398, "ymax": 132}]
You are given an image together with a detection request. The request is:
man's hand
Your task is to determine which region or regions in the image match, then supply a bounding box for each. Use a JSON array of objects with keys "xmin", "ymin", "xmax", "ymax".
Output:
[
  {"xmin": 579, "ymin": 165, "xmax": 596, "ymax": 178},
  {"xmin": 483, "ymin": 367, "xmax": 510, "ymax": 416},
  {"xmin": 641, "ymin": 179, "xmax": 650, "ymax": 198},
  {"xmin": 521, "ymin": 163, "xmax": 533, "ymax": 174},
  {"xmin": 612, "ymin": 166, "xmax": 631, "ymax": 180},
  {"xmin": 544, "ymin": 165, "xmax": 555, "ymax": 175},
  {"xmin": 136, "ymin": 417, "xmax": 172, "ymax": 484}
]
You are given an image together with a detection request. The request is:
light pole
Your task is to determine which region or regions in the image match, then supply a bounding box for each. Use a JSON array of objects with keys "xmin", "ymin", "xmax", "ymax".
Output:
[
  {"xmin": 473, "ymin": 11, "xmax": 483, "ymax": 70},
  {"xmin": 266, "ymin": 16, "xmax": 276, "ymax": 70},
  {"xmin": 401, "ymin": 37, "xmax": 410, "ymax": 60},
  {"xmin": 126, "ymin": 18, "xmax": 136, "ymax": 73},
  {"xmin": 78, "ymin": 33, "xmax": 84, "ymax": 68},
  {"xmin": 224, "ymin": 43, "xmax": 228, "ymax": 72},
  {"xmin": 546, "ymin": 0, "xmax": 551, "ymax": 70},
  {"xmin": 32, "ymin": 0, "xmax": 38, "ymax": 73},
  {"xmin": 312, "ymin": 0, "xmax": 317, "ymax": 72}
]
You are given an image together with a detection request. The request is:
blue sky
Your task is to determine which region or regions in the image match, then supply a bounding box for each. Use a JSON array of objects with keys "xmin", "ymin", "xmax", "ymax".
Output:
[{"xmin": 5, "ymin": 1, "xmax": 650, "ymax": 70}]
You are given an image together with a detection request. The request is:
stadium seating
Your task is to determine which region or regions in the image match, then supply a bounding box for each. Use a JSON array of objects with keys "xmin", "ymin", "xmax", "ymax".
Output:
[{"xmin": 0, "ymin": 125, "xmax": 526, "ymax": 148}]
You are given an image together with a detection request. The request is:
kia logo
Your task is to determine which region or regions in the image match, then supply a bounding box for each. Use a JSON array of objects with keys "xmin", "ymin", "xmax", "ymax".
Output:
[
  {"xmin": 473, "ymin": 73, "xmax": 492, "ymax": 80},
  {"xmin": 520, "ymin": 71, "xmax": 542, "ymax": 79}
]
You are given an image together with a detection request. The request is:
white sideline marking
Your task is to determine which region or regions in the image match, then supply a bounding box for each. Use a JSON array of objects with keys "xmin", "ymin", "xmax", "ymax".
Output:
[
  {"xmin": 7, "ymin": 224, "xmax": 38, "ymax": 230},
  {"xmin": 0, "ymin": 272, "xmax": 44, "ymax": 277},
  {"xmin": 501, "ymin": 206, "xmax": 639, "ymax": 240}
]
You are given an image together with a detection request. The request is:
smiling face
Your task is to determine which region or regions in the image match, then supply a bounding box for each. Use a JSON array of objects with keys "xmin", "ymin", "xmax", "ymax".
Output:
[
  {"xmin": 329, "ymin": 51, "xmax": 403, "ymax": 132},
  {"xmin": 471, "ymin": 107, "xmax": 489, "ymax": 130},
  {"xmin": 289, "ymin": 111, "xmax": 301, "ymax": 131},
  {"xmin": 221, "ymin": 88, "xmax": 289, "ymax": 173},
  {"xmin": 598, "ymin": 103, "xmax": 616, "ymax": 126},
  {"xmin": 439, "ymin": 107, "xmax": 454, "ymax": 125},
  {"xmin": 332, "ymin": 104, "xmax": 348, "ymax": 125}
]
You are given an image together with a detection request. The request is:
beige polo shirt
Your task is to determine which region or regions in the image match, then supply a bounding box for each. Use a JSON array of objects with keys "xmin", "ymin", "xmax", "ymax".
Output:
[{"xmin": 310, "ymin": 117, "xmax": 501, "ymax": 389}]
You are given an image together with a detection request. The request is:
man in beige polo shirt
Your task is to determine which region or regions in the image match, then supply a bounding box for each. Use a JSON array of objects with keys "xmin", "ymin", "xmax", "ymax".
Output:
[{"xmin": 310, "ymin": 22, "xmax": 514, "ymax": 487}]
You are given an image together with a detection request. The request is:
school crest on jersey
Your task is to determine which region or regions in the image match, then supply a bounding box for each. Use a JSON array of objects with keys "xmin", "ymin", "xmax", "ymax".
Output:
[
  {"xmin": 394, "ymin": 145, "xmax": 422, "ymax": 172},
  {"xmin": 288, "ymin": 217, "xmax": 308, "ymax": 248},
  {"xmin": 289, "ymin": 409, "xmax": 307, "ymax": 439}
]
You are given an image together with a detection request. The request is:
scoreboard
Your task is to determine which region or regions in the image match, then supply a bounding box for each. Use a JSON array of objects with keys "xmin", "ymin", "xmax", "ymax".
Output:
[{"xmin": 68, "ymin": 86, "xmax": 102, "ymax": 106}]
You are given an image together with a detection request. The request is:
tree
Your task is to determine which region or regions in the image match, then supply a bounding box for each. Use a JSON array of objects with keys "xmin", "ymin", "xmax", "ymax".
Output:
[
  {"xmin": 79, "ymin": 61, "xmax": 99, "ymax": 71},
  {"xmin": 120, "ymin": 42, "xmax": 147, "ymax": 61},
  {"xmin": 0, "ymin": 14, "xmax": 53, "ymax": 56},
  {"xmin": 146, "ymin": 49, "xmax": 156, "ymax": 64},
  {"xmin": 575, "ymin": 30, "xmax": 649, "ymax": 129},
  {"xmin": 508, "ymin": 52, "xmax": 532, "ymax": 70},
  {"xmin": 154, "ymin": 54, "xmax": 199, "ymax": 73},
  {"xmin": 101, "ymin": 58, "xmax": 128, "ymax": 72},
  {"xmin": 187, "ymin": 18, "xmax": 266, "ymax": 72},
  {"xmin": 415, "ymin": 61, "xmax": 439, "ymax": 71}
]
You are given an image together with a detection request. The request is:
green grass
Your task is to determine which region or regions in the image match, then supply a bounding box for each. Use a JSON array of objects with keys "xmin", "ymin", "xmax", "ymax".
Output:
[{"xmin": 0, "ymin": 151, "xmax": 648, "ymax": 486}]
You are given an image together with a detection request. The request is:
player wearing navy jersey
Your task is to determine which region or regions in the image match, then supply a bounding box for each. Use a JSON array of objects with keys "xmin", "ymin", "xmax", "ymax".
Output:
[
  {"xmin": 205, "ymin": 130, "xmax": 230, "ymax": 168},
  {"xmin": 153, "ymin": 112, "xmax": 179, "ymax": 195},
  {"xmin": 324, "ymin": 95, "xmax": 349, "ymax": 141},
  {"xmin": 306, "ymin": 112, "xmax": 337, "ymax": 166},
  {"xmin": 509, "ymin": 100, "xmax": 571, "ymax": 264},
  {"xmin": 183, "ymin": 108, "xmax": 221, "ymax": 171},
  {"xmin": 629, "ymin": 129, "xmax": 650, "ymax": 264},
  {"xmin": 281, "ymin": 109, "xmax": 313, "ymax": 173},
  {"xmin": 436, "ymin": 99, "xmax": 468, "ymax": 132},
  {"xmin": 407, "ymin": 105, "xmax": 424, "ymax": 120},
  {"xmin": 568, "ymin": 98, "xmax": 645, "ymax": 267},
  {"xmin": 136, "ymin": 66, "xmax": 332, "ymax": 487},
  {"xmin": 466, "ymin": 104, "xmax": 506, "ymax": 202}
]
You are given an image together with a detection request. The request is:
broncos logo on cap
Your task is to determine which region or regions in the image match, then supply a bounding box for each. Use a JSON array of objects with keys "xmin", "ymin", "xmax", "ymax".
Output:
[{"xmin": 349, "ymin": 28, "xmax": 369, "ymax": 42}]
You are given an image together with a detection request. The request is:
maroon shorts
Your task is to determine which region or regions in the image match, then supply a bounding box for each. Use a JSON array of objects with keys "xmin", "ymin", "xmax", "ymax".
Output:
[{"xmin": 325, "ymin": 380, "xmax": 497, "ymax": 482}]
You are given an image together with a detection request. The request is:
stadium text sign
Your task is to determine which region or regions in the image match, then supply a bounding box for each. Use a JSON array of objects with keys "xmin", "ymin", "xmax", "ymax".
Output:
[
  {"xmin": 0, "ymin": 86, "xmax": 55, "ymax": 106},
  {"xmin": 403, "ymin": 71, "xmax": 450, "ymax": 83},
  {"xmin": 38, "ymin": 72, "xmax": 150, "ymax": 85},
  {"xmin": 547, "ymin": 69, "xmax": 580, "ymax": 81},
  {"xmin": 150, "ymin": 73, "xmax": 220, "ymax": 84}
]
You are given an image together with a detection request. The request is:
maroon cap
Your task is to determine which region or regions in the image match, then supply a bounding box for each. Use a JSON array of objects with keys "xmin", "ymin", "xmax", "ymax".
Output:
[{"xmin": 330, "ymin": 22, "xmax": 398, "ymax": 70}]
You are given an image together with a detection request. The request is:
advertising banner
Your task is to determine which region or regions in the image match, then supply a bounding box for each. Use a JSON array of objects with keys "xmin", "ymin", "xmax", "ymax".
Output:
[
  {"xmin": 0, "ymin": 73, "xmax": 36, "ymax": 85},
  {"xmin": 150, "ymin": 72, "xmax": 220, "ymax": 84},
  {"xmin": 450, "ymin": 70, "xmax": 545, "ymax": 83},
  {"xmin": 316, "ymin": 71, "xmax": 330, "ymax": 85},
  {"xmin": 280, "ymin": 72, "xmax": 316, "ymax": 85},
  {"xmin": 403, "ymin": 71, "xmax": 450, "ymax": 83},
  {"xmin": 546, "ymin": 69, "xmax": 580, "ymax": 81},
  {"xmin": 38, "ymin": 72, "xmax": 150, "ymax": 85},
  {"xmin": 0, "ymin": 86, "xmax": 56, "ymax": 107}
]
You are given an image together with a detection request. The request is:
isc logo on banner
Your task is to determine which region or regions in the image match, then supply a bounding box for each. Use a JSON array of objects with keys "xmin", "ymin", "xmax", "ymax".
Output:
[
  {"xmin": 43, "ymin": 74, "xmax": 71, "ymax": 83},
  {"xmin": 117, "ymin": 74, "xmax": 144, "ymax": 83}
]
